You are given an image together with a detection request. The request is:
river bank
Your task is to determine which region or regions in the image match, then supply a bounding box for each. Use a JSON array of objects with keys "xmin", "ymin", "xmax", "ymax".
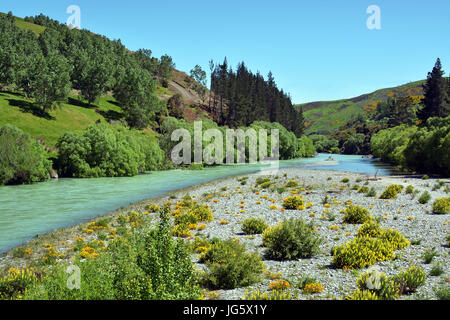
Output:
[{"xmin": 1, "ymin": 167, "xmax": 448, "ymax": 300}]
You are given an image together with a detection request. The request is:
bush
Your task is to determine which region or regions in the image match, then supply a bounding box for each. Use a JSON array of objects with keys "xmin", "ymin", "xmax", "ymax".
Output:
[
  {"xmin": 343, "ymin": 205, "xmax": 372, "ymax": 224},
  {"xmin": 393, "ymin": 266, "xmax": 426, "ymax": 295},
  {"xmin": 379, "ymin": 184, "xmax": 404, "ymax": 199},
  {"xmin": 405, "ymin": 185, "xmax": 414, "ymax": 194},
  {"xmin": 285, "ymin": 180, "xmax": 299, "ymax": 188},
  {"xmin": 356, "ymin": 270, "xmax": 400, "ymax": 300},
  {"xmin": 345, "ymin": 289, "xmax": 380, "ymax": 300},
  {"xmin": 357, "ymin": 220, "xmax": 383, "ymax": 238},
  {"xmin": 262, "ymin": 218, "xmax": 323, "ymax": 260},
  {"xmin": 25, "ymin": 207, "xmax": 202, "ymax": 300},
  {"xmin": 341, "ymin": 177, "xmax": 350, "ymax": 183},
  {"xmin": 366, "ymin": 187, "xmax": 377, "ymax": 197},
  {"xmin": 200, "ymin": 239, "xmax": 264, "ymax": 289},
  {"xmin": 56, "ymin": 123, "xmax": 164, "ymax": 178},
  {"xmin": 0, "ymin": 124, "xmax": 51, "ymax": 185},
  {"xmin": 282, "ymin": 196, "xmax": 305, "ymax": 209},
  {"xmin": 434, "ymin": 285, "xmax": 450, "ymax": 300},
  {"xmin": 331, "ymin": 237, "xmax": 395, "ymax": 269},
  {"xmin": 432, "ymin": 197, "xmax": 449, "ymax": 214},
  {"xmin": 242, "ymin": 217, "xmax": 268, "ymax": 235},
  {"xmin": 0, "ymin": 267, "xmax": 38, "ymax": 299},
  {"xmin": 418, "ymin": 191, "xmax": 431, "ymax": 204}
]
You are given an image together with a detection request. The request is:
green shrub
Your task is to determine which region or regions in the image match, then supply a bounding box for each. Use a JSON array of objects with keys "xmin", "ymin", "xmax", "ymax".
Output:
[
  {"xmin": 341, "ymin": 177, "xmax": 350, "ymax": 183},
  {"xmin": 262, "ymin": 218, "xmax": 323, "ymax": 260},
  {"xmin": 434, "ymin": 285, "xmax": 450, "ymax": 300},
  {"xmin": 25, "ymin": 207, "xmax": 202, "ymax": 300},
  {"xmin": 429, "ymin": 264, "xmax": 444, "ymax": 277},
  {"xmin": 356, "ymin": 270, "xmax": 400, "ymax": 300},
  {"xmin": 357, "ymin": 220, "xmax": 383, "ymax": 238},
  {"xmin": 379, "ymin": 228, "xmax": 410, "ymax": 250},
  {"xmin": 200, "ymin": 239, "xmax": 263, "ymax": 289},
  {"xmin": 432, "ymin": 197, "xmax": 449, "ymax": 214},
  {"xmin": 357, "ymin": 186, "xmax": 369, "ymax": 194},
  {"xmin": 0, "ymin": 124, "xmax": 51, "ymax": 185},
  {"xmin": 282, "ymin": 195, "xmax": 305, "ymax": 209},
  {"xmin": 255, "ymin": 177, "xmax": 271, "ymax": 186},
  {"xmin": 365, "ymin": 187, "xmax": 377, "ymax": 197},
  {"xmin": 379, "ymin": 184, "xmax": 404, "ymax": 199},
  {"xmin": 393, "ymin": 266, "xmax": 426, "ymax": 295},
  {"xmin": 405, "ymin": 185, "xmax": 414, "ymax": 194},
  {"xmin": 242, "ymin": 217, "xmax": 268, "ymax": 235},
  {"xmin": 422, "ymin": 247, "xmax": 438, "ymax": 264},
  {"xmin": 285, "ymin": 180, "xmax": 299, "ymax": 188},
  {"xmin": 56, "ymin": 123, "xmax": 164, "ymax": 178},
  {"xmin": 418, "ymin": 191, "xmax": 431, "ymax": 204},
  {"xmin": 343, "ymin": 205, "xmax": 373, "ymax": 224}
]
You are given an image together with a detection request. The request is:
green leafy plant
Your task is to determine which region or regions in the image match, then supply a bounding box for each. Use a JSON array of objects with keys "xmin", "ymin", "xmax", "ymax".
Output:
[
  {"xmin": 242, "ymin": 217, "xmax": 268, "ymax": 235},
  {"xmin": 418, "ymin": 191, "xmax": 431, "ymax": 204},
  {"xmin": 393, "ymin": 266, "xmax": 426, "ymax": 295},
  {"xmin": 343, "ymin": 205, "xmax": 373, "ymax": 224},
  {"xmin": 432, "ymin": 197, "xmax": 449, "ymax": 214},
  {"xmin": 262, "ymin": 218, "xmax": 323, "ymax": 260},
  {"xmin": 379, "ymin": 184, "xmax": 404, "ymax": 199}
]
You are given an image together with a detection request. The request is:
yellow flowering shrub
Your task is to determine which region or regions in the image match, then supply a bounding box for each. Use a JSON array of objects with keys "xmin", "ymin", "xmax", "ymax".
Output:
[
  {"xmin": 379, "ymin": 184, "xmax": 404, "ymax": 199},
  {"xmin": 303, "ymin": 282, "xmax": 324, "ymax": 294},
  {"xmin": 242, "ymin": 288, "xmax": 297, "ymax": 300},
  {"xmin": 80, "ymin": 246, "xmax": 100, "ymax": 259},
  {"xmin": 432, "ymin": 197, "xmax": 450, "ymax": 214},
  {"xmin": 145, "ymin": 203, "xmax": 160, "ymax": 213},
  {"xmin": 331, "ymin": 237, "xmax": 395, "ymax": 269},
  {"xmin": 343, "ymin": 205, "xmax": 373, "ymax": 224},
  {"xmin": 345, "ymin": 289, "xmax": 380, "ymax": 300},
  {"xmin": 356, "ymin": 270, "xmax": 400, "ymax": 300},
  {"xmin": 282, "ymin": 196, "xmax": 304, "ymax": 209},
  {"xmin": 0, "ymin": 268, "xmax": 38, "ymax": 299},
  {"xmin": 268, "ymin": 280, "xmax": 290, "ymax": 291}
]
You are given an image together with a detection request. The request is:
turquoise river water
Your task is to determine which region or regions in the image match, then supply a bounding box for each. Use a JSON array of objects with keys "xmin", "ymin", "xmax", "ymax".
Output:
[{"xmin": 0, "ymin": 154, "xmax": 397, "ymax": 253}]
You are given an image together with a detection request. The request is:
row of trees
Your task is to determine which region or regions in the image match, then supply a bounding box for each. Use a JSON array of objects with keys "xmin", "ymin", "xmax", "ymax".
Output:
[
  {"xmin": 208, "ymin": 59, "xmax": 305, "ymax": 137},
  {"xmin": 0, "ymin": 13, "xmax": 175, "ymax": 129}
]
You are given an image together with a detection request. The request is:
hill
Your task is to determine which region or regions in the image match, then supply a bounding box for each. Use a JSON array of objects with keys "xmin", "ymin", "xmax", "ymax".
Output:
[
  {"xmin": 295, "ymin": 80, "xmax": 425, "ymax": 134},
  {"xmin": 0, "ymin": 12, "xmax": 211, "ymax": 149}
]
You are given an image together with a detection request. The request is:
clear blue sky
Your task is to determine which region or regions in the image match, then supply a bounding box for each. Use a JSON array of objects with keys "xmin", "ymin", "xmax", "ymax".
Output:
[{"xmin": 1, "ymin": 0, "xmax": 449, "ymax": 104}]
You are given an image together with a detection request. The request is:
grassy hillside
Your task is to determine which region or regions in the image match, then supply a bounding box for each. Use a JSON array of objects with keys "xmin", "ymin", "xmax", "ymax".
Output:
[
  {"xmin": 0, "ymin": 12, "xmax": 46, "ymax": 35},
  {"xmin": 296, "ymin": 80, "xmax": 425, "ymax": 134},
  {"xmin": 0, "ymin": 91, "xmax": 124, "ymax": 148}
]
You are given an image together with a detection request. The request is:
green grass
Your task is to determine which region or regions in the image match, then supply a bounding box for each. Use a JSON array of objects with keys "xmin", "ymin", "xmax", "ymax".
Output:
[
  {"xmin": 0, "ymin": 12, "xmax": 46, "ymax": 36},
  {"xmin": 296, "ymin": 80, "xmax": 425, "ymax": 134},
  {"xmin": 0, "ymin": 91, "xmax": 123, "ymax": 147}
]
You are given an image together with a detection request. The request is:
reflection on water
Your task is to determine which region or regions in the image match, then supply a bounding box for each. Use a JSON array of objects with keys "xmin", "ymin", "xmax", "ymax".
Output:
[{"xmin": 0, "ymin": 154, "xmax": 397, "ymax": 253}]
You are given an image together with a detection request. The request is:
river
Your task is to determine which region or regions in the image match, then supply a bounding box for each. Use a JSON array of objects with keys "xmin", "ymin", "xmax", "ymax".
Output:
[{"xmin": 0, "ymin": 153, "xmax": 397, "ymax": 253}]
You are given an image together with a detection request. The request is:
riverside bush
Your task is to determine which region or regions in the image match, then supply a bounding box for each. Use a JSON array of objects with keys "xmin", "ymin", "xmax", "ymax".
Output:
[
  {"xmin": 432, "ymin": 197, "xmax": 449, "ymax": 214},
  {"xmin": 56, "ymin": 123, "xmax": 164, "ymax": 178},
  {"xmin": 200, "ymin": 239, "xmax": 264, "ymax": 289},
  {"xmin": 262, "ymin": 218, "xmax": 323, "ymax": 260},
  {"xmin": 24, "ymin": 207, "xmax": 202, "ymax": 300},
  {"xmin": 342, "ymin": 205, "xmax": 373, "ymax": 224},
  {"xmin": 345, "ymin": 289, "xmax": 380, "ymax": 300},
  {"xmin": 0, "ymin": 268, "xmax": 38, "ymax": 299},
  {"xmin": 0, "ymin": 124, "xmax": 51, "ymax": 185},
  {"xmin": 379, "ymin": 184, "xmax": 403, "ymax": 199},
  {"xmin": 282, "ymin": 195, "xmax": 305, "ymax": 209},
  {"xmin": 242, "ymin": 217, "xmax": 268, "ymax": 235}
]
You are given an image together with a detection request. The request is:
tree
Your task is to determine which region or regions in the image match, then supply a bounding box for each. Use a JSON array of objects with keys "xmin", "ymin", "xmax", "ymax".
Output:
[
  {"xmin": 0, "ymin": 124, "xmax": 51, "ymax": 185},
  {"xmin": 113, "ymin": 67, "xmax": 162, "ymax": 129},
  {"xmin": 190, "ymin": 65, "xmax": 207, "ymax": 87},
  {"xmin": 158, "ymin": 54, "xmax": 175, "ymax": 84},
  {"xmin": 77, "ymin": 52, "xmax": 114, "ymax": 106},
  {"xmin": 419, "ymin": 58, "xmax": 450, "ymax": 121},
  {"xmin": 28, "ymin": 54, "xmax": 72, "ymax": 113}
]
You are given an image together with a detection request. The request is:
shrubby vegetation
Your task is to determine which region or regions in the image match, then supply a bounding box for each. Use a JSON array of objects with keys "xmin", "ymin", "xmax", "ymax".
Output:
[
  {"xmin": 0, "ymin": 124, "xmax": 51, "ymax": 185},
  {"xmin": 56, "ymin": 123, "xmax": 164, "ymax": 178},
  {"xmin": 22, "ymin": 207, "xmax": 202, "ymax": 299}
]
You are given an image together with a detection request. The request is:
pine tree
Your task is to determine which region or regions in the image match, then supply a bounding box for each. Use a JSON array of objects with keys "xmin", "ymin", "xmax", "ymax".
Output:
[{"xmin": 419, "ymin": 58, "xmax": 449, "ymax": 121}]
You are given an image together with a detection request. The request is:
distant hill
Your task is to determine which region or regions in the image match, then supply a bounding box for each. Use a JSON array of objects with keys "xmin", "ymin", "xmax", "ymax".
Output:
[{"xmin": 295, "ymin": 80, "xmax": 425, "ymax": 134}]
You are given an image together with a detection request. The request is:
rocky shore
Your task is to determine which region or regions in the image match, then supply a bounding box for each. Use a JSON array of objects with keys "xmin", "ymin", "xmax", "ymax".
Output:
[{"xmin": 1, "ymin": 168, "xmax": 449, "ymax": 300}]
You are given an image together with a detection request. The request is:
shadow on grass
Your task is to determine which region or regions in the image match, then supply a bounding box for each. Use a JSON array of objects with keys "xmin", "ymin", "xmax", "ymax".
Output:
[
  {"xmin": 67, "ymin": 97, "xmax": 96, "ymax": 109},
  {"xmin": 97, "ymin": 109, "xmax": 123, "ymax": 121},
  {"xmin": 7, "ymin": 98, "xmax": 54, "ymax": 120}
]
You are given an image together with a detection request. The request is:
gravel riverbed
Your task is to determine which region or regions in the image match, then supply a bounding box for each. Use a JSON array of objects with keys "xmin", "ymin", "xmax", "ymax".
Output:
[{"xmin": 1, "ymin": 168, "xmax": 449, "ymax": 300}]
